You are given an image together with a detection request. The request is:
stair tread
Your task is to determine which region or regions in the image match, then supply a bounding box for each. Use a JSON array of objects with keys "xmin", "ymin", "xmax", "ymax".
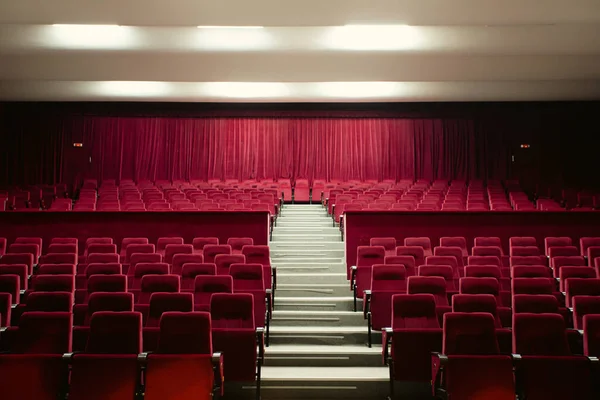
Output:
[
  {"xmin": 266, "ymin": 344, "xmax": 380, "ymax": 354},
  {"xmin": 261, "ymin": 366, "xmax": 388, "ymax": 380},
  {"xmin": 269, "ymin": 326, "xmax": 366, "ymax": 333}
]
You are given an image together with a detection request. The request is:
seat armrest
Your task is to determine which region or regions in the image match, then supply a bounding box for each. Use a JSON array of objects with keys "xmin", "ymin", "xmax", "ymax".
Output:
[
  {"xmin": 363, "ymin": 290, "xmax": 372, "ymax": 319},
  {"xmin": 431, "ymin": 352, "xmax": 449, "ymax": 396},
  {"xmin": 256, "ymin": 327, "xmax": 266, "ymax": 361},
  {"xmin": 382, "ymin": 327, "xmax": 393, "ymax": 362},
  {"xmin": 211, "ymin": 352, "xmax": 224, "ymax": 396},
  {"xmin": 350, "ymin": 265, "xmax": 357, "ymax": 290}
]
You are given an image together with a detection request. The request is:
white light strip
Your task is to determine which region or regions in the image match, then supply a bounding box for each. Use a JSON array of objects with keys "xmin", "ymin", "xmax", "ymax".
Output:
[
  {"xmin": 197, "ymin": 26, "xmax": 264, "ymax": 29},
  {"xmin": 52, "ymin": 24, "xmax": 121, "ymax": 28}
]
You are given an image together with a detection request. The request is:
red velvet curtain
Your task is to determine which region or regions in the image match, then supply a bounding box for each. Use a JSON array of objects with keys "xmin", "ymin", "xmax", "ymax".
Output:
[
  {"xmin": 65, "ymin": 116, "xmax": 489, "ymax": 184},
  {"xmin": 1, "ymin": 113, "xmax": 511, "ymax": 185}
]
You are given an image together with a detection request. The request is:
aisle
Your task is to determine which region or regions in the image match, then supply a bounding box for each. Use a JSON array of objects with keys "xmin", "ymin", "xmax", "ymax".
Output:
[{"xmin": 260, "ymin": 204, "xmax": 388, "ymax": 399}]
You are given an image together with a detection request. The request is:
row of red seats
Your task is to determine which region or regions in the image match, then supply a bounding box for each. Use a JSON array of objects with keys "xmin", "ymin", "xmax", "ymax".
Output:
[
  {"xmin": 362, "ymin": 267, "xmax": 600, "ymax": 343},
  {"xmin": 383, "ymin": 307, "xmax": 600, "ymax": 399},
  {"xmin": 0, "ymin": 235, "xmax": 269, "ymax": 260},
  {"xmin": 0, "ymin": 299, "xmax": 264, "ymax": 400}
]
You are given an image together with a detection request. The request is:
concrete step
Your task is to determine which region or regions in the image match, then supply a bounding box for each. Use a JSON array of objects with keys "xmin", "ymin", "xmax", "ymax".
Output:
[
  {"xmin": 270, "ymin": 242, "xmax": 345, "ymax": 250},
  {"xmin": 277, "ymin": 272, "xmax": 346, "ymax": 285},
  {"xmin": 274, "ymin": 226, "xmax": 340, "ymax": 232},
  {"xmin": 272, "ymin": 257, "xmax": 343, "ymax": 264},
  {"xmin": 276, "ymin": 283, "xmax": 351, "ymax": 297},
  {"xmin": 268, "ymin": 326, "xmax": 378, "ymax": 346},
  {"xmin": 274, "ymin": 263, "xmax": 346, "ymax": 274},
  {"xmin": 271, "ymin": 310, "xmax": 364, "ymax": 327},
  {"xmin": 264, "ymin": 344, "xmax": 382, "ymax": 367},
  {"xmin": 272, "ymin": 253, "xmax": 345, "ymax": 261},
  {"xmin": 222, "ymin": 366, "xmax": 389, "ymax": 400},
  {"xmin": 277, "ymin": 220, "xmax": 333, "ymax": 227},
  {"xmin": 271, "ymin": 233, "xmax": 342, "ymax": 242},
  {"xmin": 276, "ymin": 296, "xmax": 355, "ymax": 312}
]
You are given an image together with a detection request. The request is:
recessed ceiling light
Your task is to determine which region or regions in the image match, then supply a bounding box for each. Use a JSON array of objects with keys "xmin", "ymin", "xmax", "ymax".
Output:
[
  {"xmin": 52, "ymin": 24, "xmax": 121, "ymax": 28},
  {"xmin": 197, "ymin": 26, "xmax": 264, "ymax": 29}
]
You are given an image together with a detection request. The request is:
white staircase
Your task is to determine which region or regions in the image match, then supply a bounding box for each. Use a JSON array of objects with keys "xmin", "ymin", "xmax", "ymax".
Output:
[{"xmin": 262, "ymin": 205, "xmax": 388, "ymax": 399}]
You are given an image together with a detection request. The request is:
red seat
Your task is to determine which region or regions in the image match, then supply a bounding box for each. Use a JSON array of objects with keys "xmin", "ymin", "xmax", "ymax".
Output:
[
  {"xmin": 545, "ymin": 236, "xmax": 573, "ymax": 256},
  {"xmin": 407, "ymin": 276, "xmax": 449, "ymax": 308},
  {"xmin": 573, "ymin": 296, "xmax": 600, "ymax": 330},
  {"xmin": 513, "ymin": 294, "xmax": 559, "ymax": 314},
  {"xmin": 128, "ymin": 253, "xmax": 162, "ymax": 275},
  {"xmin": 227, "ymin": 237, "xmax": 254, "ymax": 254},
  {"xmin": 192, "ymin": 237, "xmax": 219, "ymax": 254},
  {"xmin": 181, "ymin": 263, "xmax": 216, "ymax": 291},
  {"xmin": 384, "ymin": 294, "xmax": 442, "ymax": 386},
  {"xmin": 510, "ymin": 255, "xmax": 547, "ymax": 267},
  {"xmin": 370, "ymin": 238, "xmax": 397, "ymax": 257},
  {"xmin": 37, "ymin": 264, "xmax": 76, "ymax": 275},
  {"xmin": 30, "ymin": 274, "xmax": 75, "ymax": 293},
  {"xmin": 461, "ymin": 277, "xmax": 507, "ymax": 307},
  {"xmin": 426, "ymin": 255, "xmax": 460, "ymax": 278},
  {"xmin": 13, "ymin": 237, "xmax": 42, "ymax": 258},
  {"xmin": 135, "ymin": 275, "xmax": 180, "ymax": 305},
  {"xmin": 171, "ymin": 254, "xmax": 204, "ymax": 275},
  {"xmin": 395, "ymin": 246, "xmax": 425, "ymax": 269},
  {"xmin": 404, "ymin": 237, "xmax": 432, "ymax": 257},
  {"xmin": 583, "ymin": 315, "xmax": 600, "ymax": 357},
  {"xmin": 352, "ymin": 246, "xmax": 386, "ymax": 299},
  {"xmin": 468, "ymin": 255, "xmax": 501, "ymax": 267},
  {"xmin": 79, "ymin": 292, "xmax": 134, "ymax": 327},
  {"xmin": 548, "ymin": 246, "xmax": 579, "ymax": 259},
  {"xmin": 75, "ymin": 275, "xmax": 127, "ymax": 304},
  {"xmin": 551, "ymin": 255, "xmax": 585, "ymax": 277},
  {"xmin": 241, "ymin": 245, "xmax": 271, "ymax": 266},
  {"xmin": 365, "ymin": 265, "xmax": 407, "ymax": 346},
  {"xmin": 0, "ymin": 253, "xmax": 34, "ymax": 275},
  {"xmin": 565, "ymin": 278, "xmax": 600, "ymax": 308},
  {"xmin": 510, "ymin": 236, "xmax": 538, "ymax": 250},
  {"xmin": 123, "ymin": 243, "xmax": 155, "ymax": 264},
  {"xmin": 580, "ymin": 237, "xmax": 600, "ymax": 257},
  {"xmin": 432, "ymin": 313, "xmax": 515, "ymax": 400},
  {"xmin": 472, "ymin": 246, "xmax": 503, "ymax": 258},
  {"xmin": 230, "ymin": 263, "xmax": 268, "ymax": 330},
  {"xmin": 157, "ymin": 237, "xmax": 184, "ymax": 256},
  {"xmin": 513, "ymin": 313, "xmax": 595, "ymax": 400},
  {"xmin": 418, "ymin": 265, "xmax": 457, "ymax": 292},
  {"xmin": 0, "ymin": 292, "xmax": 11, "ymax": 327},
  {"xmin": 210, "ymin": 293, "xmax": 263, "ymax": 391},
  {"xmin": 130, "ymin": 263, "xmax": 170, "ymax": 290},
  {"xmin": 510, "ymin": 246, "xmax": 540, "ymax": 257},
  {"xmin": 120, "ymin": 237, "xmax": 149, "ymax": 259},
  {"xmin": 384, "ymin": 255, "xmax": 417, "ymax": 276},
  {"xmin": 203, "ymin": 245, "xmax": 232, "ymax": 264},
  {"xmin": 439, "ymin": 237, "xmax": 468, "ymax": 257},
  {"xmin": 0, "ymin": 312, "xmax": 72, "ymax": 400},
  {"xmin": 68, "ymin": 312, "xmax": 142, "ymax": 400},
  {"xmin": 559, "ymin": 266, "xmax": 596, "ymax": 291},
  {"xmin": 40, "ymin": 253, "xmax": 77, "ymax": 266},
  {"xmin": 512, "ymin": 265, "xmax": 553, "ymax": 279},
  {"xmin": 47, "ymin": 243, "xmax": 78, "ymax": 256},
  {"xmin": 193, "ymin": 276, "xmax": 233, "ymax": 312},
  {"xmin": 452, "ymin": 294, "xmax": 503, "ymax": 327},
  {"xmin": 144, "ymin": 312, "xmax": 222, "ymax": 400},
  {"xmin": 0, "ymin": 264, "xmax": 28, "ymax": 291},
  {"xmin": 214, "ymin": 254, "xmax": 246, "ymax": 275},
  {"xmin": 474, "ymin": 237, "xmax": 504, "ymax": 254}
]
